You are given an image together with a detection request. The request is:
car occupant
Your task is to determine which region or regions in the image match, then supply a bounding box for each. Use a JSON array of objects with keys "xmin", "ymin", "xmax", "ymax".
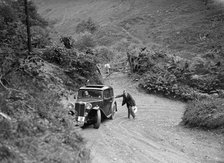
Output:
[
  {"xmin": 115, "ymin": 90, "xmax": 136, "ymax": 119},
  {"xmin": 84, "ymin": 91, "xmax": 91, "ymax": 98}
]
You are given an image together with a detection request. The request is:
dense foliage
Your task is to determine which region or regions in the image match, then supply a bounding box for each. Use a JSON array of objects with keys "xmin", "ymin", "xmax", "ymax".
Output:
[
  {"xmin": 0, "ymin": 1, "xmax": 102, "ymax": 162},
  {"xmin": 0, "ymin": 0, "xmax": 49, "ymax": 50},
  {"xmin": 41, "ymin": 45, "xmax": 102, "ymax": 86},
  {"xmin": 128, "ymin": 46, "xmax": 224, "ymax": 101}
]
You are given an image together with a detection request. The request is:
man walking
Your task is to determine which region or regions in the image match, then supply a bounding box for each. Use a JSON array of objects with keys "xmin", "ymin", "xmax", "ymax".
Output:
[
  {"xmin": 104, "ymin": 63, "xmax": 111, "ymax": 74},
  {"xmin": 116, "ymin": 90, "xmax": 136, "ymax": 119}
]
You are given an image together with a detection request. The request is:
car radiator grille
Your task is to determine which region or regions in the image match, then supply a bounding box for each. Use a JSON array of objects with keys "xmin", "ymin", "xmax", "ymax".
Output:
[{"xmin": 75, "ymin": 103, "xmax": 85, "ymax": 116}]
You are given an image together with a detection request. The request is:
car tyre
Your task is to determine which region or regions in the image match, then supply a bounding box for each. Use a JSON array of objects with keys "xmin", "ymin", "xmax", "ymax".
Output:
[
  {"xmin": 81, "ymin": 123, "xmax": 87, "ymax": 129},
  {"xmin": 110, "ymin": 103, "xmax": 117, "ymax": 120},
  {"xmin": 93, "ymin": 110, "xmax": 101, "ymax": 129}
]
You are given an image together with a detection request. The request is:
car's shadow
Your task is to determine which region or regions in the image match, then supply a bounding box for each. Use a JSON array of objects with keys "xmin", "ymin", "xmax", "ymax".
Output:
[{"xmin": 80, "ymin": 118, "xmax": 111, "ymax": 129}]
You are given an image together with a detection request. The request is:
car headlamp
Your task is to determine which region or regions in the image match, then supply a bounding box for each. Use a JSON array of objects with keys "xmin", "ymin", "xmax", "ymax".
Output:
[
  {"xmin": 86, "ymin": 103, "xmax": 92, "ymax": 110},
  {"xmin": 93, "ymin": 105, "xmax": 99, "ymax": 110}
]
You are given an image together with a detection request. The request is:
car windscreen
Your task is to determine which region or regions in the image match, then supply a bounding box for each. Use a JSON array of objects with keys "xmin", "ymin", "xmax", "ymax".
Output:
[{"xmin": 78, "ymin": 90, "xmax": 102, "ymax": 99}]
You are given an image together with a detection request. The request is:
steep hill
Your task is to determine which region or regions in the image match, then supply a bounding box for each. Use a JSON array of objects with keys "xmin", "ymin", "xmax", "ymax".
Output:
[{"xmin": 34, "ymin": 0, "xmax": 224, "ymax": 60}]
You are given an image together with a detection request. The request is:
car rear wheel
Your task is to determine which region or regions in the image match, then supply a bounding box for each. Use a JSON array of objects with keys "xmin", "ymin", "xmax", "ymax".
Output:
[
  {"xmin": 110, "ymin": 103, "xmax": 117, "ymax": 120},
  {"xmin": 93, "ymin": 110, "xmax": 101, "ymax": 129}
]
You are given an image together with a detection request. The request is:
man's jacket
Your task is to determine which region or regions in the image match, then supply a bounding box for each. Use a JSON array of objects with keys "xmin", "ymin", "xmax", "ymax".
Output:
[{"xmin": 116, "ymin": 93, "xmax": 136, "ymax": 107}]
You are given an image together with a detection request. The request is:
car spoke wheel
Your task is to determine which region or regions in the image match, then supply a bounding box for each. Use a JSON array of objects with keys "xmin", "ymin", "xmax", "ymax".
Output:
[
  {"xmin": 93, "ymin": 110, "xmax": 101, "ymax": 129},
  {"xmin": 110, "ymin": 104, "xmax": 116, "ymax": 120}
]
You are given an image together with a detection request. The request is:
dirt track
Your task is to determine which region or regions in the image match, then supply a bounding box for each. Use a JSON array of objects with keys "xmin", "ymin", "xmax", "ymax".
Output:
[{"xmin": 78, "ymin": 73, "xmax": 224, "ymax": 163}]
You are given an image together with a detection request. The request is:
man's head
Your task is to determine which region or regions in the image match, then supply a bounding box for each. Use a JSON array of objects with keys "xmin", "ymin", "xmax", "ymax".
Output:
[
  {"xmin": 123, "ymin": 90, "xmax": 128, "ymax": 97},
  {"xmin": 84, "ymin": 91, "xmax": 89, "ymax": 96}
]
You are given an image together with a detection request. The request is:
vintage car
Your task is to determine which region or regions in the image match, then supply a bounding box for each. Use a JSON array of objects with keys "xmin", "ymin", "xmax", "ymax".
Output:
[{"xmin": 69, "ymin": 85, "xmax": 117, "ymax": 129}]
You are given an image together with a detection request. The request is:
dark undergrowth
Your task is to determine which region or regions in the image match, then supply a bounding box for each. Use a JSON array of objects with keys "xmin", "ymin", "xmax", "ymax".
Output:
[{"xmin": 0, "ymin": 62, "xmax": 91, "ymax": 162}]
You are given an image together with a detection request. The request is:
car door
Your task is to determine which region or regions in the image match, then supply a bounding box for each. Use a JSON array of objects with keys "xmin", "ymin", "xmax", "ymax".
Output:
[{"xmin": 103, "ymin": 89, "xmax": 113, "ymax": 116}]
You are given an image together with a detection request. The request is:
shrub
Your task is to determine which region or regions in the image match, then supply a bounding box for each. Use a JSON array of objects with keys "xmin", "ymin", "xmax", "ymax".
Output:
[
  {"xmin": 16, "ymin": 120, "xmax": 36, "ymax": 137},
  {"xmin": 42, "ymin": 46, "xmax": 77, "ymax": 67},
  {"xmin": 31, "ymin": 26, "xmax": 50, "ymax": 48},
  {"xmin": 60, "ymin": 36, "xmax": 73, "ymax": 49},
  {"xmin": 94, "ymin": 46, "xmax": 114, "ymax": 63},
  {"xmin": 128, "ymin": 46, "xmax": 224, "ymax": 101},
  {"xmin": 62, "ymin": 133, "xmax": 84, "ymax": 150},
  {"xmin": 0, "ymin": 119, "xmax": 12, "ymax": 140},
  {"xmin": 0, "ymin": 145, "xmax": 22, "ymax": 163},
  {"xmin": 76, "ymin": 18, "xmax": 99, "ymax": 34},
  {"xmin": 14, "ymin": 137, "xmax": 38, "ymax": 158},
  {"xmin": 73, "ymin": 32, "xmax": 96, "ymax": 52},
  {"xmin": 182, "ymin": 98, "xmax": 224, "ymax": 129},
  {"xmin": 112, "ymin": 38, "xmax": 130, "ymax": 53}
]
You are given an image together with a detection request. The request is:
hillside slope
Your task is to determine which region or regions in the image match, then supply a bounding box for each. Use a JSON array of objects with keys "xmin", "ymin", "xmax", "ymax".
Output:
[
  {"xmin": 34, "ymin": 0, "xmax": 224, "ymax": 59},
  {"xmin": 0, "ymin": 56, "xmax": 91, "ymax": 162}
]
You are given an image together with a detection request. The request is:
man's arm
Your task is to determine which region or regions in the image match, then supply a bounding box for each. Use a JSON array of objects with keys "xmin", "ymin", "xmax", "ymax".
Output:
[{"xmin": 115, "ymin": 94, "xmax": 123, "ymax": 98}]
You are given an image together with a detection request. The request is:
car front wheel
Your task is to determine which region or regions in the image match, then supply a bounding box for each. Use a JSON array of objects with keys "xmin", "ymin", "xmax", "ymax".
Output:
[{"xmin": 93, "ymin": 110, "xmax": 101, "ymax": 129}]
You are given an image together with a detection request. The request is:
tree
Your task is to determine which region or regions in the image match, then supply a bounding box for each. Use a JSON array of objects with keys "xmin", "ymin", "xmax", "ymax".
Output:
[{"xmin": 0, "ymin": 0, "xmax": 49, "ymax": 51}]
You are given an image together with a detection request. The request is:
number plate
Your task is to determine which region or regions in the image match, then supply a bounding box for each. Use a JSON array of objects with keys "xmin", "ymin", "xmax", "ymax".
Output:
[{"xmin": 78, "ymin": 116, "xmax": 85, "ymax": 122}]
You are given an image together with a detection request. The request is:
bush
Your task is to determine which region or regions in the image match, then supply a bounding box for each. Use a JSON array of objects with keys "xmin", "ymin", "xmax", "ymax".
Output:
[
  {"xmin": 128, "ymin": 46, "xmax": 224, "ymax": 101},
  {"xmin": 16, "ymin": 120, "xmax": 37, "ymax": 137},
  {"xmin": 139, "ymin": 75, "xmax": 196, "ymax": 101},
  {"xmin": 73, "ymin": 32, "xmax": 96, "ymax": 52},
  {"xmin": 0, "ymin": 145, "xmax": 22, "ymax": 163},
  {"xmin": 182, "ymin": 98, "xmax": 224, "ymax": 129},
  {"xmin": 42, "ymin": 46, "xmax": 77, "ymax": 67},
  {"xmin": 76, "ymin": 18, "xmax": 99, "ymax": 34},
  {"xmin": 31, "ymin": 26, "xmax": 50, "ymax": 48},
  {"xmin": 42, "ymin": 45, "xmax": 102, "ymax": 85},
  {"xmin": 0, "ymin": 119, "xmax": 12, "ymax": 140},
  {"xmin": 95, "ymin": 46, "xmax": 114, "ymax": 63},
  {"xmin": 62, "ymin": 132, "xmax": 84, "ymax": 150},
  {"xmin": 60, "ymin": 36, "xmax": 73, "ymax": 49}
]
